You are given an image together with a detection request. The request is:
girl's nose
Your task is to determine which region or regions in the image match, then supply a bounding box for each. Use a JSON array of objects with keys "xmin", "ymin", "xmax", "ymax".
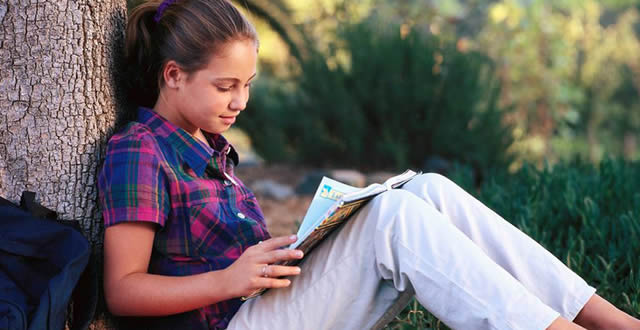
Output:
[{"xmin": 230, "ymin": 89, "xmax": 249, "ymax": 111}]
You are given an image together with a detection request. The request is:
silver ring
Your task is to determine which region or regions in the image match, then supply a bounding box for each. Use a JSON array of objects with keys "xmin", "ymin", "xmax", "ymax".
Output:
[{"xmin": 262, "ymin": 264, "xmax": 269, "ymax": 278}]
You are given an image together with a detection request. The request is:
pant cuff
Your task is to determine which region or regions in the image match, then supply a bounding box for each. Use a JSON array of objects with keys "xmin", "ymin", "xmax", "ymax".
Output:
[{"xmin": 565, "ymin": 285, "xmax": 597, "ymax": 321}]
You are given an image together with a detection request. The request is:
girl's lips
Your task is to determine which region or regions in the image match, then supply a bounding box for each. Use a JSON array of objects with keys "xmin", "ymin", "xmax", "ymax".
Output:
[{"xmin": 220, "ymin": 116, "xmax": 236, "ymax": 125}]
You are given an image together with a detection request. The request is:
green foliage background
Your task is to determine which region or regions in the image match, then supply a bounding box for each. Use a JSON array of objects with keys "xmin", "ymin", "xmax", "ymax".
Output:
[
  {"xmin": 239, "ymin": 19, "xmax": 513, "ymax": 171},
  {"xmin": 244, "ymin": 0, "xmax": 640, "ymax": 169}
]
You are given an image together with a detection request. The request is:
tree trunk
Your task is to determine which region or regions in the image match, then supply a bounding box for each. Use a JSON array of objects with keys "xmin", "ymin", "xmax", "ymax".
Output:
[
  {"xmin": 0, "ymin": 1, "xmax": 126, "ymax": 325},
  {"xmin": 0, "ymin": 0, "xmax": 125, "ymax": 242}
]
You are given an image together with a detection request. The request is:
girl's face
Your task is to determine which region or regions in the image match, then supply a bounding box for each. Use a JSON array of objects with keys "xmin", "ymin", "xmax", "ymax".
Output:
[{"xmin": 157, "ymin": 39, "xmax": 258, "ymax": 136}]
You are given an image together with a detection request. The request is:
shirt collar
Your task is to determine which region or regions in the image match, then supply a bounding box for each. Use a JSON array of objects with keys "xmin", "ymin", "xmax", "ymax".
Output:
[{"xmin": 137, "ymin": 107, "xmax": 238, "ymax": 177}]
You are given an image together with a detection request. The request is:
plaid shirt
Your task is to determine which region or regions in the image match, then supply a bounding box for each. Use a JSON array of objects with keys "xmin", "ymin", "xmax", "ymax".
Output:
[{"xmin": 98, "ymin": 107, "xmax": 270, "ymax": 329}]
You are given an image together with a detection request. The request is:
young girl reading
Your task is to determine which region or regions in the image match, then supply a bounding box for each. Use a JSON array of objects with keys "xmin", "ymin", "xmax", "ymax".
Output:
[{"xmin": 98, "ymin": 0, "xmax": 640, "ymax": 329}]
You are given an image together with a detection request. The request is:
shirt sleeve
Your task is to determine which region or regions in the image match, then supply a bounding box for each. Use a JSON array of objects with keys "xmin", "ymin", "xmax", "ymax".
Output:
[{"xmin": 98, "ymin": 129, "xmax": 170, "ymax": 228}]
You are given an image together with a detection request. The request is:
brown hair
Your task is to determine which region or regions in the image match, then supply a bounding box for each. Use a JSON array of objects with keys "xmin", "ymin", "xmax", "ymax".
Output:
[{"xmin": 125, "ymin": 0, "xmax": 258, "ymax": 108}]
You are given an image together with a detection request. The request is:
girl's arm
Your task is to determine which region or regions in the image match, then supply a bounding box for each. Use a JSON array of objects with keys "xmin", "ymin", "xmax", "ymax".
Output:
[{"xmin": 104, "ymin": 222, "xmax": 303, "ymax": 316}]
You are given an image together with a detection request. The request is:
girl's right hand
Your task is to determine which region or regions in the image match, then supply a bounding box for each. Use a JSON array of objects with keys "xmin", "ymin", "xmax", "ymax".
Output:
[{"xmin": 223, "ymin": 235, "xmax": 304, "ymax": 298}]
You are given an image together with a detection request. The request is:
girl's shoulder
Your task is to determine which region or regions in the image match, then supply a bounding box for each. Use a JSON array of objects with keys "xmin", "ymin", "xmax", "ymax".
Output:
[
  {"xmin": 105, "ymin": 121, "xmax": 165, "ymax": 158},
  {"xmin": 108, "ymin": 121, "xmax": 158, "ymax": 147}
]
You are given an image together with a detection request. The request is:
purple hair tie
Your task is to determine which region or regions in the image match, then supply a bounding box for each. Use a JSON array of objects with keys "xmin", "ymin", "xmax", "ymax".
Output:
[{"xmin": 154, "ymin": 0, "xmax": 178, "ymax": 23}]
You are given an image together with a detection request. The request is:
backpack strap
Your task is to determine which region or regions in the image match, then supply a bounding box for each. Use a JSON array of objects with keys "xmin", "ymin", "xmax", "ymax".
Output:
[{"xmin": 20, "ymin": 191, "xmax": 58, "ymax": 220}]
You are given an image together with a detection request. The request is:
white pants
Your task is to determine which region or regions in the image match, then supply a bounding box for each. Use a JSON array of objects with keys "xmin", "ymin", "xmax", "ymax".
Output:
[{"xmin": 227, "ymin": 173, "xmax": 596, "ymax": 330}]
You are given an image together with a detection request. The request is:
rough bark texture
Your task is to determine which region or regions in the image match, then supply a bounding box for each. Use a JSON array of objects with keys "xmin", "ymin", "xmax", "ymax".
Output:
[
  {"xmin": 0, "ymin": 0, "xmax": 125, "ymax": 242},
  {"xmin": 0, "ymin": 1, "xmax": 126, "ymax": 326}
]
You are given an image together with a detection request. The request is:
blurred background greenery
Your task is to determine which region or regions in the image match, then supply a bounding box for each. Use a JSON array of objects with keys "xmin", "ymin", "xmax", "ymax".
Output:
[{"xmin": 128, "ymin": 0, "xmax": 640, "ymax": 173}]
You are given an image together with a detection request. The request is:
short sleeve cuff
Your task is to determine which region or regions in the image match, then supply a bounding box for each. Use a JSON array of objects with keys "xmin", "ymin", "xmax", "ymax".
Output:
[{"xmin": 103, "ymin": 206, "xmax": 167, "ymax": 228}]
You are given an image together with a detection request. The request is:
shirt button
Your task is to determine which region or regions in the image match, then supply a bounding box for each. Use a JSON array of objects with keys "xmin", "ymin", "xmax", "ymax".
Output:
[{"xmin": 237, "ymin": 212, "xmax": 246, "ymax": 219}]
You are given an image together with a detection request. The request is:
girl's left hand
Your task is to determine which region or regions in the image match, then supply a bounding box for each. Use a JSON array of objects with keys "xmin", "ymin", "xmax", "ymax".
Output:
[{"xmin": 222, "ymin": 235, "xmax": 304, "ymax": 298}]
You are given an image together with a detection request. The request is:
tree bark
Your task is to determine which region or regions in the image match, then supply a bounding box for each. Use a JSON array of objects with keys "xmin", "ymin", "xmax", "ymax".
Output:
[{"xmin": 0, "ymin": 0, "xmax": 125, "ymax": 245}]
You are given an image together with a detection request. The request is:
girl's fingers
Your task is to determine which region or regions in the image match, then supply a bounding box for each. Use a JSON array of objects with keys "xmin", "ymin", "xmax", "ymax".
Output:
[
  {"xmin": 258, "ymin": 248, "xmax": 303, "ymax": 264},
  {"xmin": 262, "ymin": 265, "xmax": 301, "ymax": 278},
  {"xmin": 254, "ymin": 235, "xmax": 297, "ymax": 251},
  {"xmin": 255, "ymin": 277, "xmax": 293, "ymax": 289}
]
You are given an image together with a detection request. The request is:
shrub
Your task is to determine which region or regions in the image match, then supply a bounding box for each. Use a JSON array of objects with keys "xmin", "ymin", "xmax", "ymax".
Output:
[
  {"xmin": 389, "ymin": 158, "xmax": 640, "ymax": 329},
  {"xmin": 238, "ymin": 19, "xmax": 513, "ymax": 172}
]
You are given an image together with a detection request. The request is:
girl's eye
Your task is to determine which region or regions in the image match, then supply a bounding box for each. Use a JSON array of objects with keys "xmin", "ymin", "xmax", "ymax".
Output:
[{"xmin": 216, "ymin": 82, "xmax": 251, "ymax": 92}]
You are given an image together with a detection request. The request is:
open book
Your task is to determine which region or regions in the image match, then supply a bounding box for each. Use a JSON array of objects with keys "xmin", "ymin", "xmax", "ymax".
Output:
[{"xmin": 241, "ymin": 169, "xmax": 420, "ymax": 300}]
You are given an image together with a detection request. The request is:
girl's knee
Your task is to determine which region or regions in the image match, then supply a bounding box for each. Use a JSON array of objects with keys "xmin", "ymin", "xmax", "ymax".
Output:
[
  {"xmin": 419, "ymin": 172, "xmax": 454, "ymax": 187},
  {"xmin": 403, "ymin": 172, "xmax": 456, "ymax": 193},
  {"xmin": 374, "ymin": 189, "xmax": 420, "ymax": 206}
]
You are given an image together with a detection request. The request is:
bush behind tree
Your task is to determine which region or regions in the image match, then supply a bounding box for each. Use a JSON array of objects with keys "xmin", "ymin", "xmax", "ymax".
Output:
[{"xmin": 239, "ymin": 19, "xmax": 514, "ymax": 172}]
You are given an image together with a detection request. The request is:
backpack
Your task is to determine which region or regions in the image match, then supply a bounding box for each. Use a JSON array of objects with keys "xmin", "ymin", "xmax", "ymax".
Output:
[{"xmin": 0, "ymin": 192, "xmax": 97, "ymax": 330}]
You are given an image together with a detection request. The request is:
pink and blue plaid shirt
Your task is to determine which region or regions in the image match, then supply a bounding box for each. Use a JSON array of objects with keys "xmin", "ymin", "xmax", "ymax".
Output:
[{"xmin": 98, "ymin": 107, "xmax": 270, "ymax": 329}]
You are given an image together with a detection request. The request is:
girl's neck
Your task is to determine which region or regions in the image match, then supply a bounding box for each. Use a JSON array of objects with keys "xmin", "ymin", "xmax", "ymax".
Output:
[
  {"xmin": 153, "ymin": 96, "xmax": 210, "ymax": 147},
  {"xmin": 192, "ymin": 129, "xmax": 210, "ymax": 146}
]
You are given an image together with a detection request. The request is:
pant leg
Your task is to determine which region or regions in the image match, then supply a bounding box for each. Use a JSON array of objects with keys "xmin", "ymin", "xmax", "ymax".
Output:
[
  {"xmin": 229, "ymin": 189, "xmax": 561, "ymax": 330},
  {"xmin": 400, "ymin": 173, "xmax": 596, "ymax": 321}
]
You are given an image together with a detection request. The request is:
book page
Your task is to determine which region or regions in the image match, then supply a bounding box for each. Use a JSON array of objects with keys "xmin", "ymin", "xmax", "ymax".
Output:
[
  {"xmin": 293, "ymin": 177, "xmax": 359, "ymax": 247},
  {"xmin": 341, "ymin": 183, "xmax": 384, "ymax": 204},
  {"xmin": 384, "ymin": 169, "xmax": 419, "ymax": 189},
  {"xmin": 342, "ymin": 170, "xmax": 419, "ymax": 203}
]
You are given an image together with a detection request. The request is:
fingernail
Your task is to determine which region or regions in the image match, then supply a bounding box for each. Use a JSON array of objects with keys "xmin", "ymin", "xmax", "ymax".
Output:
[
  {"xmin": 295, "ymin": 251, "xmax": 303, "ymax": 258},
  {"xmin": 289, "ymin": 235, "xmax": 297, "ymax": 241},
  {"xmin": 295, "ymin": 267, "xmax": 301, "ymax": 274}
]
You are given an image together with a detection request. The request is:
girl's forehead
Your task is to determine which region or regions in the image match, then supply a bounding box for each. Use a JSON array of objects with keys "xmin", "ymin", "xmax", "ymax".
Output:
[
  {"xmin": 212, "ymin": 39, "xmax": 258, "ymax": 60},
  {"xmin": 202, "ymin": 39, "xmax": 257, "ymax": 77}
]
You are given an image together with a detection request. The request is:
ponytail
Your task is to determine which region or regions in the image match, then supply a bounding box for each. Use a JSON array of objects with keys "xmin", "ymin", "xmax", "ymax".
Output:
[
  {"xmin": 124, "ymin": 0, "xmax": 258, "ymax": 110},
  {"xmin": 125, "ymin": 1, "xmax": 162, "ymax": 109}
]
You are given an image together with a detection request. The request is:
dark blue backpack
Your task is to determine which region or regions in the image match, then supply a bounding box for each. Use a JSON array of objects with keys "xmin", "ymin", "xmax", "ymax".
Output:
[{"xmin": 0, "ymin": 192, "xmax": 96, "ymax": 330}]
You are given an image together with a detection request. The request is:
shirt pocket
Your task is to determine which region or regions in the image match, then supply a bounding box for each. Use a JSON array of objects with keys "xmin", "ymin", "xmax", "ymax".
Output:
[{"xmin": 188, "ymin": 200, "xmax": 264, "ymax": 262}]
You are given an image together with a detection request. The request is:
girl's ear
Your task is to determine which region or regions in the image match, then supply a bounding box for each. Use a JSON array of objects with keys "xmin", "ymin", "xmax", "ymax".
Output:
[{"xmin": 163, "ymin": 60, "xmax": 184, "ymax": 89}]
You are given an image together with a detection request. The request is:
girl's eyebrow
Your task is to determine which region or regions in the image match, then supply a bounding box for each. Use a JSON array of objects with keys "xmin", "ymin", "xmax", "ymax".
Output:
[{"xmin": 214, "ymin": 73, "xmax": 257, "ymax": 83}]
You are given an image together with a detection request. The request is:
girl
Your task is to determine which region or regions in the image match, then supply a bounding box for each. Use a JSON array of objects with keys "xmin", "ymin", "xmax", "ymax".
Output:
[{"xmin": 98, "ymin": 0, "xmax": 640, "ymax": 329}]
